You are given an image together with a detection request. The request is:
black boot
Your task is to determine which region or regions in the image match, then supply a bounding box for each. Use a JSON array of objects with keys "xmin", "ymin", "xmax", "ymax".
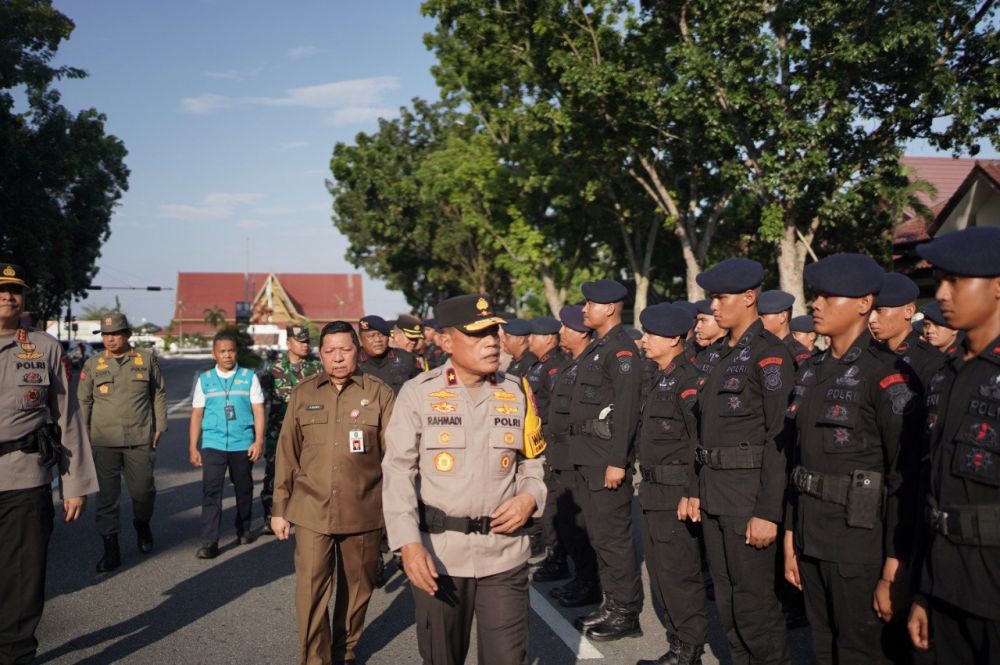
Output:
[
  {"xmin": 549, "ymin": 577, "xmax": 580, "ymax": 600},
  {"xmin": 559, "ymin": 580, "xmax": 603, "ymax": 608},
  {"xmin": 586, "ymin": 599, "xmax": 643, "ymax": 642},
  {"xmin": 573, "ymin": 595, "xmax": 610, "ymax": 631},
  {"xmin": 261, "ymin": 514, "xmax": 274, "ymax": 536},
  {"xmin": 374, "ymin": 554, "xmax": 387, "ymax": 589},
  {"xmin": 529, "ymin": 533, "xmax": 545, "ymax": 557},
  {"xmin": 96, "ymin": 534, "xmax": 121, "ymax": 573},
  {"xmin": 636, "ymin": 637, "xmax": 704, "ymax": 665},
  {"xmin": 134, "ymin": 519, "xmax": 153, "ymax": 553},
  {"xmin": 531, "ymin": 550, "xmax": 571, "ymax": 583}
]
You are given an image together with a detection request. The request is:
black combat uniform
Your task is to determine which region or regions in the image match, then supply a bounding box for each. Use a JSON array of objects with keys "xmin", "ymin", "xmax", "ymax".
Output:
[
  {"xmin": 891, "ymin": 330, "xmax": 944, "ymax": 393},
  {"xmin": 358, "ymin": 348, "xmax": 419, "ymax": 395},
  {"xmin": 505, "ymin": 350, "xmax": 538, "ymax": 379},
  {"xmin": 696, "ymin": 318, "xmax": 794, "ymax": 664},
  {"xmin": 784, "ymin": 335, "xmax": 814, "ymax": 369},
  {"xmin": 787, "ymin": 330, "xmax": 920, "ymax": 664}
]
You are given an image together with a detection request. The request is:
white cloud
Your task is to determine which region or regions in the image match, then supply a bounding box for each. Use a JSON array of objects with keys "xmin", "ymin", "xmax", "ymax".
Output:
[
  {"xmin": 278, "ymin": 140, "xmax": 309, "ymax": 151},
  {"xmin": 204, "ymin": 67, "xmax": 262, "ymax": 81},
  {"xmin": 157, "ymin": 192, "xmax": 264, "ymax": 222},
  {"xmin": 237, "ymin": 219, "xmax": 269, "ymax": 229},
  {"xmin": 326, "ymin": 106, "xmax": 396, "ymax": 126},
  {"xmin": 178, "ymin": 76, "xmax": 401, "ymax": 118},
  {"xmin": 287, "ymin": 45, "xmax": 321, "ymax": 60}
]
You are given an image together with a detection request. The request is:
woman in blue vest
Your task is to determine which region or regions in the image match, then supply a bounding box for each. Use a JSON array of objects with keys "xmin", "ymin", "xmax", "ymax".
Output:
[{"xmin": 188, "ymin": 331, "xmax": 265, "ymax": 558}]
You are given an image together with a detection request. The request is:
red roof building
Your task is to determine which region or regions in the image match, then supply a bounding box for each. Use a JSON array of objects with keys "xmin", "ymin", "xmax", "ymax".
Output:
[{"xmin": 170, "ymin": 272, "xmax": 364, "ymax": 341}]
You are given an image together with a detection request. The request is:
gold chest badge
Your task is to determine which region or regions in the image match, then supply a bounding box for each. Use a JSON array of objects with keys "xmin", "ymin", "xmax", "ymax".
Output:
[
  {"xmin": 492, "ymin": 390, "xmax": 517, "ymax": 401},
  {"xmin": 494, "ymin": 404, "xmax": 518, "ymax": 415},
  {"xmin": 434, "ymin": 452, "xmax": 455, "ymax": 472},
  {"xmin": 430, "ymin": 401, "xmax": 458, "ymax": 413},
  {"xmin": 500, "ymin": 454, "xmax": 512, "ymax": 471},
  {"xmin": 428, "ymin": 389, "xmax": 457, "ymax": 399},
  {"xmin": 99, "ymin": 385, "xmax": 110, "ymax": 395}
]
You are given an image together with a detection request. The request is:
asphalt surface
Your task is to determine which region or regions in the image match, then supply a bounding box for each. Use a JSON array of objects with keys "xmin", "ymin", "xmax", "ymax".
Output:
[{"xmin": 35, "ymin": 356, "xmax": 814, "ymax": 664}]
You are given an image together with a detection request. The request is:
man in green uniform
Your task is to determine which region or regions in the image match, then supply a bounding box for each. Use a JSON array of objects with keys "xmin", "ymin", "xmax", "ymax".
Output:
[
  {"xmin": 260, "ymin": 323, "xmax": 321, "ymax": 535},
  {"xmin": 78, "ymin": 312, "xmax": 167, "ymax": 572}
]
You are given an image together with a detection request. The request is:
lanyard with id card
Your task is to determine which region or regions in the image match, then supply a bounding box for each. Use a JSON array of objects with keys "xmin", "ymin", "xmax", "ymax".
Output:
[
  {"xmin": 217, "ymin": 369, "xmax": 237, "ymax": 420},
  {"xmin": 348, "ymin": 405, "xmax": 365, "ymax": 453}
]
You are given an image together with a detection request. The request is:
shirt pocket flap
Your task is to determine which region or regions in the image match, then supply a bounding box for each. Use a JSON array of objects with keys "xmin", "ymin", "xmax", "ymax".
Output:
[
  {"xmin": 297, "ymin": 412, "xmax": 328, "ymax": 427},
  {"xmin": 17, "ymin": 368, "xmax": 50, "ymax": 387},
  {"xmin": 94, "ymin": 373, "xmax": 114, "ymax": 386},
  {"xmin": 131, "ymin": 370, "xmax": 150, "ymax": 382},
  {"xmin": 424, "ymin": 427, "xmax": 467, "ymax": 449},
  {"xmin": 491, "ymin": 427, "xmax": 521, "ymax": 449}
]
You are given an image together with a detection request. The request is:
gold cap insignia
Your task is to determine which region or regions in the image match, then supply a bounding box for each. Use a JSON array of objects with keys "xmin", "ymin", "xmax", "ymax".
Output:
[
  {"xmin": 105, "ymin": 317, "xmax": 113, "ymax": 325},
  {"xmin": 476, "ymin": 297, "xmax": 488, "ymax": 311},
  {"xmin": 2, "ymin": 266, "xmax": 14, "ymax": 277}
]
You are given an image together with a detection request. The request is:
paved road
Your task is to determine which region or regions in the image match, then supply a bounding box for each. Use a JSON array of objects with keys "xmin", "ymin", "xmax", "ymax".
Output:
[{"xmin": 35, "ymin": 357, "xmax": 813, "ymax": 664}]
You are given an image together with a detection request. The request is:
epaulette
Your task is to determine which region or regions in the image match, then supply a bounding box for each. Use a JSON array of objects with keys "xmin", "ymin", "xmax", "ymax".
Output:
[{"xmin": 414, "ymin": 364, "xmax": 446, "ymax": 383}]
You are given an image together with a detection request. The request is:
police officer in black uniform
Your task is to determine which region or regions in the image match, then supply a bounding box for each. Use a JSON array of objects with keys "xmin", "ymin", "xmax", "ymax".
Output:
[
  {"xmin": 635, "ymin": 303, "xmax": 710, "ymax": 665},
  {"xmin": 694, "ymin": 258, "xmax": 795, "ymax": 665},
  {"xmin": 759, "ymin": 290, "xmax": 814, "ymax": 369},
  {"xmin": 358, "ymin": 315, "xmax": 420, "ymax": 394},
  {"xmin": 907, "ymin": 227, "xmax": 1000, "ymax": 663},
  {"xmin": 919, "ymin": 302, "xmax": 962, "ymax": 359},
  {"xmin": 790, "ymin": 315, "xmax": 818, "ymax": 356},
  {"xmin": 869, "ymin": 272, "xmax": 944, "ymax": 392},
  {"xmin": 568, "ymin": 279, "xmax": 644, "ymax": 641},
  {"xmin": 502, "ymin": 319, "xmax": 536, "ymax": 378},
  {"xmin": 783, "ymin": 253, "xmax": 921, "ymax": 664},
  {"xmin": 694, "ymin": 299, "xmax": 726, "ymax": 374},
  {"xmin": 544, "ymin": 306, "xmax": 602, "ymax": 608}
]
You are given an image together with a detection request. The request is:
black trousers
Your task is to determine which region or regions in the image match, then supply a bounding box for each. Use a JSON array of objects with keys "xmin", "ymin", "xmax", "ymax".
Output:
[
  {"xmin": 798, "ymin": 555, "xmax": 888, "ymax": 665},
  {"xmin": 412, "ymin": 563, "xmax": 529, "ymax": 665},
  {"xmin": 540, "ymin": 466, "xmax": 562, "ymax": 556},
  {"xmin": 574, "ymin": 465, "xmax": 641, "ymax": 605},
  {"xmin": 701, "ymin": 512, "xmax": 789, "ymax": 665},
  {"xmin": 0, "ymin": 485, "xmax": 53, "ymax": 665},
  {"xmin": 924, "ymin": 596, "xmax": 1000, "ymax": 665},
  {"xmin": 641, "ymin": 509, "xmax": 709, "ymax": 645},
  {"xmin": 93, "ymin": 444, "xmax": 156, "ymax": 535},
  {"xmin": 261, "ymin": 446, "xmax": 276, "ymax": 518},
  {"xmin": 553, "ymin": 468, "xmax": 598, "ymax": 582},
  {"xmin": 200, "ymin": 448, "xmax": 253, "ymax": 545}
]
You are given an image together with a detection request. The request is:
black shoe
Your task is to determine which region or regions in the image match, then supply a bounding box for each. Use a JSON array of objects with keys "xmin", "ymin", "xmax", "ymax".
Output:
[
  {"xmin": 528, "ymin": 533, "xmax": 545, "ymax": 557},
  {"xmin": 586, "ymin": 601, "xmax": 643, "ymax": 642},
  {"xmin": 238, "ymin": 532, "xmax": 255, "ymax": 545},
  {"xmin": 96, "ymin": 534, "xmax": 121, "ymax": 573},
  {"xmin": 261, "ymin": 517, "xmax": 274, "ymax": 536},
  {"xmin": 531, "ymin": 554, "xmax": 571, "ymax": 583},
  {"xmin": 560, "ymin": 582, "xmax": 603, "ymax": 608},
  {"xmin": 636, "ymin": 638, "xmax": 704, "ymax": 665},
  {"xmin": 134, "ymin": 519, "xmax": 154, "ymax": 554},
  {"xmin": 196, "ymin": 543, "xmax": 220, "ymax": 559},
  {"xmin": 374, "ymin": 554, "xmax": 387, "ymax": 589},
  {"xmin": 550, "ymin": 577, "xmax": 582, "ymax": 600},
  {"xmin": 573, "ymin": 596, "xmax": 610, "ymax": 631}
]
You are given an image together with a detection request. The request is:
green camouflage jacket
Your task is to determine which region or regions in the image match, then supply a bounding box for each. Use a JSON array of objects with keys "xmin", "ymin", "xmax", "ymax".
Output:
[{"xmin": 262, "ymin": 356, "xmax": 322, "ymax": 450}]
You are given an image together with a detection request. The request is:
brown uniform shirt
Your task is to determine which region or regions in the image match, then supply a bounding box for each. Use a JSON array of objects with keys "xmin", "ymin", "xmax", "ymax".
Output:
[
  {"xmin": 272, "ymin": 371, "xmax": 395, "ymax": 535},
  {"xmin": 78, "ymin": 348, "xmax": 168, "ymax": 447},
  {"xmin": 0, "ymin": 328, "xmax": 98, "ymax": 496},
  {"xmin": 382, "ymin": 361, "xmax": 547, "ymax": 578}
]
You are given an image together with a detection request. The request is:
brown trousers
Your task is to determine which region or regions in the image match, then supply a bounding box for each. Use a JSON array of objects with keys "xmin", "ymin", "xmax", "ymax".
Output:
[{"xmin": 294, "ymin": 526, "xmax": 381, "ymax": 664}]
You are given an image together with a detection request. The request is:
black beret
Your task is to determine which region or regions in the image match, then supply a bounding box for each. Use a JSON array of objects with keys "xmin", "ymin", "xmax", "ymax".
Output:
[
  {"xmin": 874, "ymin": 273, "xmax": 920, "ymax": 308},
  {"xmin": 789, "ymin": 315, "xmax": 815, "ymax": 333},
  {"xmin": 916, "ymin": 227, "xmax": 1000, "ymax": 277},
  {"xmin": 559, "ymin": 305, "xmax": 588, "ymax": 333},
  {"xmin": 530, "ymin": 317, "xmax": 561, "ymax": 335},
  {"xmin": 581, "ymin": 279, "xmax": 627, "ymax": 304},
  {"xmin": 912, "ymin": 319, "xmax": 925, "ymax": 334},
  {"xmin": 435, "ymin": 295, "xmax": 506, "ymax": 334},
  {"xmin": 423, "ymin": 318, "xmax": 439, "ymax": 331},
  {"xmin": 627, "ymin": 328, "xmax": 643, "ymax": 340},
  {"xmin": 758, "ymin": 290, "xmax": 795, "ymax": 314},
  {"xmin": 501, "ymin": 319, "xmax": 532, "ymax": 336},
  {"xmin": 640, "ymin": 303, "xmax": 695, "ymax": 338},
  {"xmin": 672, "ymin": 300, "xmax": 699, "ymax": 320},
  {"xmin": 695, "ymin": 258, "xmax": 764, "ymax": 294},
  {"xmin": 359, "ymin": 315, "xmax": 390, "ymax": 336},
  {"xmin": 921, "ymin": 301, "xmax": 951, "ymax": 328},
  {"xmin": 804, "ymin": 253, "xmax": 883, "ymax": 297},
  {"xmin": 695, "ymin": 299, "xmax": 712, "ymax": 315}
]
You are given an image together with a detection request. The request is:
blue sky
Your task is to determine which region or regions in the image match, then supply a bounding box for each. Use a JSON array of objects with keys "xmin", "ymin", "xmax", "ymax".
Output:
[
  {"xmin": 52, "ymin": 1, "xmax": 439, "ymax": 326},
  {"xmin": 49, "ymin": 2, "xmax": 996, "ymax": 327}
]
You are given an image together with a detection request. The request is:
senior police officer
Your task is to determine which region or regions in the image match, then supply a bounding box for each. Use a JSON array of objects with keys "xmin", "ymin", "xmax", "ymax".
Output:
[
  {"xmin": 392, "ymin": 315, "xmax": 428, "ymax": 371},
  {"xmin": 382, "ymin": 295, "xmax": 546, "ymax": 665},
  {"xmin": 259, "ymin": 323, "xmax": 321, "ymax": 535},
  {"xmin": 271, "ymin": 321, "xmax": 396, "ymax": 665},
  {"xmin": 694, "ymin": 258, "xmax": 795, "ymax": 665},
  {"xmin": 782, "ymin": 254, "xmax": 921, "ymax": 665},
  {"xmin": 907, "ymin": 227, "xmax": 1000, "ymax": 663},
  {"xmin": 869, "ymin": 272, "xmax": 944, "ymax": 391},
  {"xmin": 544, "ymin": 305, "xmax": 602, "ymax": 607},
  {"xmin": 358, "ymin": 315, "xmax": 421, "ymax": 394},
  {"xmin": 0, "ymin": 263, "xmax": 98, "ymax": 664},
  {"xmin": 759, "ymin": 290, "xmax": 813, "ymax": 368},
  {"xmin": 78, "ymin": 312, "xmax": 167, "ymax": 572},
  {"xmin": 634, "ymin": 303, "xmax": 710, "ymax": 665},
  {"xmin": 568, "ymin": 279, "xmax": 644, "ymax": 640},
  {"xmin": 502, "ymin": 319, "xmax": 536, "ymax": 378}
]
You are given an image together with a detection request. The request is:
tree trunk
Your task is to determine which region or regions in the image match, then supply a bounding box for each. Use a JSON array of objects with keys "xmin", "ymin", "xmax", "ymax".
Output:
[
  {"xmin": 540, "ymin": 268, "xmax": 565, "ymax": 316},
  {"xmin": 633, "ymin": 273, "xmax": 649, "ymax": 330},
  {"xmin": 777, "ymin": 223, "xmax": 808, "ymax": 316},
  {"xmin": 675, "ymin": 226, "xmax": 705, "ymax": 301}
]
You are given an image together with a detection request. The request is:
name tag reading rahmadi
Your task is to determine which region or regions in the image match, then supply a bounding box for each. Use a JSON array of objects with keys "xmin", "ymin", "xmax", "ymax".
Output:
[{"xmin": 348, "ymin": 429, "xmax": 365, "ymax": 453}]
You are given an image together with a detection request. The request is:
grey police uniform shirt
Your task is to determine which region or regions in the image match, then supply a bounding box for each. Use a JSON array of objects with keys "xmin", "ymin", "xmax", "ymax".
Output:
[{"xmin": 0, "ymin": 328, "xmax": 98, "ymax": 496}]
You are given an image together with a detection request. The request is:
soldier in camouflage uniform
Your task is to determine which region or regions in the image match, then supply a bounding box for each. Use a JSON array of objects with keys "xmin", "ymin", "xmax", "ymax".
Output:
[{"xmin": 260, "ymin": 324, "xmax": 321, "ymax": 534}]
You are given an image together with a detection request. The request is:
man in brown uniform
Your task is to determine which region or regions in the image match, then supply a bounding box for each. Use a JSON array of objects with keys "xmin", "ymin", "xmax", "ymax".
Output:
[
  {"xmin": 271, "ymin": 321, "xmax": 395, "ymax": 665},
  {"xmin": 382, "ymin": 294, "xmax": 547, "ymax": 665},
  {"xmin": 0, "ymin": 262, "xmax": 98, "ymax": 664}
]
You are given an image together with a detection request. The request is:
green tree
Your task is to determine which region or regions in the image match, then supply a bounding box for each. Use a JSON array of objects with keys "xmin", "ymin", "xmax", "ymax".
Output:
[
  {"xmin": 0, "ymin": 0, "xmax": 129, "ymax": 321},
  {"xmin": 203, "ymin": 305, "xmax": 227, "ymax": 329}
]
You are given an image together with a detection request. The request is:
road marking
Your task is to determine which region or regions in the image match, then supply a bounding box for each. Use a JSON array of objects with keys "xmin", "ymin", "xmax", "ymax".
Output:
[
  {"xmin": 167, "ymin": 399, "xmax": 190, "ymax": 416},
  {"xmin": 529, "ymin": 587, "xmax": 603, "ymax": 660}
]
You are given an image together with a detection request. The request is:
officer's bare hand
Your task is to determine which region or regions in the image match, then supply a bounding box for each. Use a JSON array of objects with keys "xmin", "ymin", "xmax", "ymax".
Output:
[
  {"xmin": 874, "ymin": 557, "xmax": 907, "ymax": 622},
  {"xmin": 745, "ymin": 516, "xmax": 778, "ymax": 549},
  {"xmin": 604, "ymin": 465, "xmax": 626, "ymax": 490},
  {"xmin": 491, "ymin": 493, "xmax": 537, "ymax": 533},
  {"xmin": 676, "ymin": 497, "xmax": 689, "ymax": 521},
  {"xmin": 401, "ymin": 542, "xmax": 439, "ymax": 595},
  {"xmin": 63, "ymin": 496, "xmax": 85, "ymax": 523},
  {"xmin": 189, "ymin": 448, "xmax": 202, "ymax": 468},
  {"xmin": 152, "ymin": 432, "xmax": 162, "ymax": 450},
  {"xmin": 907, "ymin": 596, "xmax": 930, "ymax": 651},
  {"xmin": 270, "ymin": 515, "xmax": 291, "ymax": 541},
  {"xmin": 686, "ymin": 497, "xmax": 702, "ymax": 522},
  {"xmin": 247, "ymin": 441, "xmax": 263, "ymax": 462},
  {"xmin": 783, "ymin": 531, "xmax": 802, "ymax": 590}
]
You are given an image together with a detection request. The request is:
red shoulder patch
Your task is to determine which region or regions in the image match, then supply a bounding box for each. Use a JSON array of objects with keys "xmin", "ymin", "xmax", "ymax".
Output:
[
  {"xmin": 795, "ymin": 353, "xmax": 811, "ymax": 361},
  {"xmin": 879, "ymin": 373, "xmax": 906, "ymax": 389},
  {"xmin": 759, "ymin": 357, "xmax": 783, "ymax": 368},
  {"xmin": 681, "ymin": 389, "xmax": 697, "ymax": 400},
  {"xmin": 616, "ymin": 350, "xmax": 633, "ymax": 358},
  {"xmin": 548, "ymin": 367, "xmax": 559, "ymax": 375}
]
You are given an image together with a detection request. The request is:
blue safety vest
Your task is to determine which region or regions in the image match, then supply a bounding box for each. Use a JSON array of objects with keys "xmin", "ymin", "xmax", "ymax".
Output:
[{"xmin": 199, "ymin": 367, "xmax": 255, "ymax": 451}]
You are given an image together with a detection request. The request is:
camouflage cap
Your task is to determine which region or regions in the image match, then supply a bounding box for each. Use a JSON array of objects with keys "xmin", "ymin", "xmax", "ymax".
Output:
[
  {"xmin": 286, "ymin": 323, "xmax": 310, "ymax": 343},
  {"xmin": 97, "ymin": 312, "xmax": 131, "ymax": 334}
]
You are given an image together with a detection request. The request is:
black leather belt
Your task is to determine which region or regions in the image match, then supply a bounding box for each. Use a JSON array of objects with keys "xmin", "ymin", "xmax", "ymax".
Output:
[
  {"xmin": 0, "ymin": 433, "xmax": 37, "ymax": 457},
  {"xmin": 639, "ymin": 464, "xmax": 689, "ymax": 486},
  {"xmin": 791, "ymin": 465, "xmax": 850, "ymax": 505},
  {"xmin": 569, "ymin": 420, "xmax": 602, "ymax": 436},
  {"xmin": 926, "ymin": 500, "xmax": 1000, "ymax": 547},
  {"xmin": 695, "ymin": 442, "xmax": 763, "ymax": 470},
  {"xmin": 418, "ymin": 503, "xmax": 503, "ymax": 536}
]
